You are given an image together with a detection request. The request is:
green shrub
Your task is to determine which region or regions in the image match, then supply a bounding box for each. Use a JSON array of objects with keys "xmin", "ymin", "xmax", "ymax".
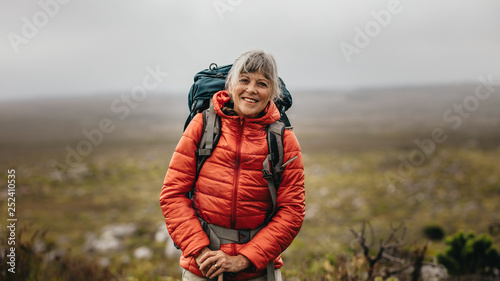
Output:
[
  {"xmin": 437, "ymin": 231, "xmax": 500, "ymax": 276},
  {"xmin": 423, "ymin": 225, "xmax": 445, "ymax": 241}
]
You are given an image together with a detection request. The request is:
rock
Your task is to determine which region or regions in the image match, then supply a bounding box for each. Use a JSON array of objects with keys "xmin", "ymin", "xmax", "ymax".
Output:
[
  {"xmin": 155, "ymin": 223, "xmax": 181, "ymax": 258},
  {"xmin": 155, "ymin": 223, "xmax": 170, "ymax": 242},
  {"xmin": 84, "ymin": 231, "xmax": 123, "ymax": 253},
  {"xmin": 102, "ymin": 223, "xmax": 137, "ymax": 238},
  {"xmin": 97, "ymin": 257, "xmax": 111, "ymax": 267},
  {"xmin": 165, "ymin": 240, "xmax": 181, "ymax": 258},
  {"xmin": 134, "ymin": 246, "xmax": 153, "ymax": 260},
  {"xmin": 83, "ymin": 224, "xmax": 138, "ymax": 254},
  {"xmin": 44, "ymin": 249, "xmax": 66, "ymax": 263},
  {"xmin": 419, "ymin": 264, "xmax": 448, "ymax": 281},
  {"xmin": 33, "ymin": 239, "xmax": 46, "ymax": 253},
  {"xmin": 96, "ymin": 233, "xmax": 122, "ymax": 252},
  {"xmin": 120, "ymin": 254, "xmax": 131, "ymax": 264}
]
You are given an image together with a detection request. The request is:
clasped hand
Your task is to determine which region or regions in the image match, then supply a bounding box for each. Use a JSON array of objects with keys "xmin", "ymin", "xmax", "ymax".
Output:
[{"xmin": 195, "ymin": 247, "xmax": 250, "ymax": 279}]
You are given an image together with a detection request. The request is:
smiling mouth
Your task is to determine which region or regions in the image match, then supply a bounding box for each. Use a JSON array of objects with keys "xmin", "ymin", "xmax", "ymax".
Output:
[{"xmin": 242, "ymin": 97, "xmax": 259, "ymax": 103}]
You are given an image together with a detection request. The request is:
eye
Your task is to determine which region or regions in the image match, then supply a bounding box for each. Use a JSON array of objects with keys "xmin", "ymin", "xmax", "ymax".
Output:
[
  {"xmin": 239, "ymin": 78, "xmax": 250, "ymax": 84},
  {"xmin": 258, "ymin": 82, "xmax": 268, "ymax": 87}
]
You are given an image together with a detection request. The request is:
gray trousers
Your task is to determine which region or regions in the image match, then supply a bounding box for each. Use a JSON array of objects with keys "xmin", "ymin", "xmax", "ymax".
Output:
[{"xmin": 182, "ymin": 269, "xmax": 281, "ymax": 281}]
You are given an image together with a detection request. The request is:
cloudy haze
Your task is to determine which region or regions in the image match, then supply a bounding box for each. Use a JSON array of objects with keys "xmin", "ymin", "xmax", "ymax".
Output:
[{"xmin": 1, "ymin": 0, "xmax": 500, "ymax": 100}]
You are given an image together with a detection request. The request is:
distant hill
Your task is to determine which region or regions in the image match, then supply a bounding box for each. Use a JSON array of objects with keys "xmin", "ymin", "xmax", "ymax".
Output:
[{"xmin": 1, "ymin": 84, "xmax": 499, "ymax": 151}]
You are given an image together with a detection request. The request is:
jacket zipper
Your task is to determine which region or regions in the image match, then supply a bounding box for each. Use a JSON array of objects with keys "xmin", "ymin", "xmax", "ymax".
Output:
[{"xmin": 231, "ymin": 118, "xmax": 244, "ymax": 229}]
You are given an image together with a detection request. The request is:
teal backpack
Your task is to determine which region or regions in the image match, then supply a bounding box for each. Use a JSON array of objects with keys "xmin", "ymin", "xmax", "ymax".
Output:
[{"xmin": 184, "ymin": 63, "xmax": 292, "ymax": 129}]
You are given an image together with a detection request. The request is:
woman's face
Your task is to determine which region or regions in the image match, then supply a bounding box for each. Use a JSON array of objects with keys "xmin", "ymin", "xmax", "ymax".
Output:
[{"xmin": 229, "ymin": 71, "xmax": 271, "ymax": 118}]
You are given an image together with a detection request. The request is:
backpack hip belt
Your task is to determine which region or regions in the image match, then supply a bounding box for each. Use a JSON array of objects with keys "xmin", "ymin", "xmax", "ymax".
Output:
[
  {"xmin": 198, "ymin": 217, "xmax": 277, "ymax": 281},
  {"xmin": 198, "ymin": 217, "xmax": 264, "ymax": 251}
]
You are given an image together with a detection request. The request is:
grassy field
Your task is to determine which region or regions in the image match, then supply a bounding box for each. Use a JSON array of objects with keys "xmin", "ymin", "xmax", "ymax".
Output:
[{"xmin": 1, "ymin": 84, "xmax": 499, "ymax": 280}]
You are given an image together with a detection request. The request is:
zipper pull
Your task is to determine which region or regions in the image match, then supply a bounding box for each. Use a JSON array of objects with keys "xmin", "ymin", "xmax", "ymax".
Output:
[{"xmin": 282, "ymin": 156, "xmax": 298, "ymax": 168}]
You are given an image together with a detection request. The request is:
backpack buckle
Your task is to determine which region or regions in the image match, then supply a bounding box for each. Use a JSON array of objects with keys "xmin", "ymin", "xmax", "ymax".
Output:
[
  {"xmin": 197, "ymin": 148, "xmax": 212, "ymax": 157},
  {"xmin": 238, "ymin": 230, "xmax": 251, "ymax": 244},
  {"xmin": 262, "ymin": 169, "xmax": 272, "ymax": 179},
  {"xmin": 262, "ymin": 154, "xmax": 273, "ymax": 179}
]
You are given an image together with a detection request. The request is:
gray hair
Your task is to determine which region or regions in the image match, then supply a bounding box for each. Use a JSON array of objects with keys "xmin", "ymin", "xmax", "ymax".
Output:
[{"xmin": 226, "ymin": 49, "xmax": 282, "ymax": 102}]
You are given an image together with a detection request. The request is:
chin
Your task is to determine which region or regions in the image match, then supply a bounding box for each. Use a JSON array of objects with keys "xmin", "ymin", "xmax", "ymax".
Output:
[
  {"xmin": 243, "ymin": 113, "xmax": 257, "ymax": 118},
  {"xmin": 240, "ymin": 111, "xmax": 257, "ymax": 118}
]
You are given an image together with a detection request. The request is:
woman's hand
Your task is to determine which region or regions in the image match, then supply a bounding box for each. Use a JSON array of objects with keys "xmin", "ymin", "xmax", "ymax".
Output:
[
  {"xmin": 197, "ymin": 248, "xmax": 250, "ymax": 279},
  {"xmin": 195, "ymin": 247, "xmax": 213, "ymax": 277}
]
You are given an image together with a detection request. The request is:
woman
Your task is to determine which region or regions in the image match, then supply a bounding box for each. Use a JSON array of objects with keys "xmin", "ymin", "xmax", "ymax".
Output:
[{"xmin": 159, "ymin": 49, "xmax": 305, "ymax": 281}]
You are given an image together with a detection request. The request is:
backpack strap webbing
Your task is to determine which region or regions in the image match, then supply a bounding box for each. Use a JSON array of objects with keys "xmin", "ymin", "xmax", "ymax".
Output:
[
  {"xmin": 195, "ymin": 100, "xmax": 221, "ymax": 179},
  {"xmin": 262, "ymin": 120, "xmax": 286, "ymax": 222}
]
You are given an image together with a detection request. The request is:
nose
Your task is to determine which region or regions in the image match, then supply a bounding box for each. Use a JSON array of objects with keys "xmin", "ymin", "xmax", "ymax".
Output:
[{"xmin": 246, "ymin": 82, "xmax": 257, "ymax": 94}]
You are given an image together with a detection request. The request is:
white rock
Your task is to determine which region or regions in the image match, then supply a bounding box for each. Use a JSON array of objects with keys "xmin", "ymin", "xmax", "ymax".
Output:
[
  {"xmin": 165, "ymin": 240, "xmax": 181, "ymax": 258},
  {"xmin": 120, "ymin": 254, "xmax": 131, "ymax": 264},
  {"xmin": 33, "ymin": 239, "xmax": 46, "ymax": 253},
  {"xmin": 134, "ymin": 246, "xmax": 153, "ymax": 260},
  {"xmin": 97, "ymin": 257, "xmax": 111, "ymax": 267},
  {"xmin": 84, "ymin": 231, "xmax": 123, "ymax": 253},
  {"xmin": 155, "ymin": 224, "xmax": 170, "ymax": 242},
  {"xmin": 419, "ymin": 264, "xmax": 448, "ymax": 281},
  {"xmin": 94, "ymin": 236, "xmax": 122, "ymax": 252},
  {"xmin": 44, "ymin": 249, "xmax": 66, "ymax": 263},
  {"xmin": 102, "ymin": 223, "xmax": 137, "ymax": 238}
]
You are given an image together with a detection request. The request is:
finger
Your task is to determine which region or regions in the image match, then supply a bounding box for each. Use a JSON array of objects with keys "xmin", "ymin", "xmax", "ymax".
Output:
[
  {"xmin": 195, "ymin": 247, "xmax": 211, "ymax": 265},
  {"xmin": 207, "ymin": 265, "xmax": 224, "ymax": 279},
  {"xmin": 206, "ymin": 262, "xmax": 220, "ymax": 277},
  {"xmin": 199, "ymin": 254, "xmax": 218, "ymax": 272},
  {"xmin": 198, "ymin": 249, "xmax": 214, "ymax": 264}
]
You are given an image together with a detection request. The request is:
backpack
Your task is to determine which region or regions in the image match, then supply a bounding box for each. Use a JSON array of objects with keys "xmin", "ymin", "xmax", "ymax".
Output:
[
  {"xmin": 185, "ymin": 63, "xmax": 294, "ymax": 220},
  {"xmin": 184, "ymin": 63, "xmax": 293, "ymax": 130}
]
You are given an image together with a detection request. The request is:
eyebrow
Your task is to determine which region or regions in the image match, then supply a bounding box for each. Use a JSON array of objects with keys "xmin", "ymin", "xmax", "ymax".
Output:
[{"xmin": 240, "ymin": 73, "xmax": 270, "ymax": 83}]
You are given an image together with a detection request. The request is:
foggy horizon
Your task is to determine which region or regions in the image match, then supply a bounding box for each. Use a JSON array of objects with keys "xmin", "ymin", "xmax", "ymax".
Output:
[{"xmin": 2, "ymin": 0, "xmax": 500, "ymax": 101}]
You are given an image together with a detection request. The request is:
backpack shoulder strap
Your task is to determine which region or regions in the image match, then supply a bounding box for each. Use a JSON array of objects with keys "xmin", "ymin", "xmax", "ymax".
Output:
[
  {"xmin": 262, "ymin": 120, "xmax": 286, "ymax": 221},
  {"xmin": 195, "ymin": 99, "xmax": 221, "ymax": 179}
]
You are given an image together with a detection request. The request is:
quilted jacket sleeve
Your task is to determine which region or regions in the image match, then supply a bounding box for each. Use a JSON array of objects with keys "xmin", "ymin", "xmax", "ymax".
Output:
[
  {"xmin": 239, "ymin": 129, "xmax": 306, "ymax": 270},
  {"xmin": 159, "ymin": 113, "xmax": 210, "ymax": 258}
]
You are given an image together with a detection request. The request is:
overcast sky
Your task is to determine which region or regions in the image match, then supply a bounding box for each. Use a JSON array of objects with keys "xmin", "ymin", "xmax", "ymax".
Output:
[{"xmin": 1, "ymin": 0, "xmax": 500, "ymax": 100}]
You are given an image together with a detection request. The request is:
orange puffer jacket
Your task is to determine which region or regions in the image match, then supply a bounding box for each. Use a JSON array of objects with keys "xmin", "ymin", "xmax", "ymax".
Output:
[{"xmin": 159, "ymin": 90, "xmax": 305, "ymax": 280}]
